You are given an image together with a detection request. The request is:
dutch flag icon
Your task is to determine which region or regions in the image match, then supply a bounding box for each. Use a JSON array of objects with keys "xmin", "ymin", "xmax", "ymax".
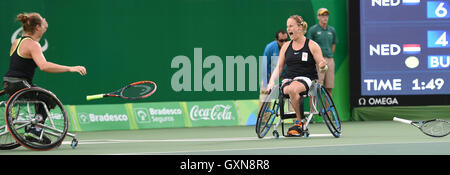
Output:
[
  {"xmin": 402, "ymin": 0, "xmax": 421, "ymax": 6},
  {"xmin": 403, "ymin": 44, "xmax": 421, "ymax": 54}
]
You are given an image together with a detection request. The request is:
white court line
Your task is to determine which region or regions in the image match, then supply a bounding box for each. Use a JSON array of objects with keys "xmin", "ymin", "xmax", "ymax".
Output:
[
  {"xmin": 110, "ymin": 140, "xmax": 450, "ymax": 155},
  {"xmin": 61, "ymin": 134, "xmax": 334, "ymax": 145},
  {"xmin": 60, "ymin": 134, "xmax": 450, "ymax": 155}
]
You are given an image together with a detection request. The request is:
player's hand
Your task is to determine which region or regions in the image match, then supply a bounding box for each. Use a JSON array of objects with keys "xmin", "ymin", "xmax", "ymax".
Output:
[
  {"xmin": 262, "ymin": 82, "xmax": 274, "ymax": 94},
  {"xmin": 319, "ymin": 60, "xmax": 328, "ymax": 73},
  {"xmin": 70, "ymin": 66, "xmax": 87, "ymax": 76},
  {"xmin": 320, "ymin": 65, "xmax": 328, "ymax": 73}
]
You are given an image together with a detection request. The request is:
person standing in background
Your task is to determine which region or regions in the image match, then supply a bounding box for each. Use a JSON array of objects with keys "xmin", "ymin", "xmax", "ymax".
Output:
[
  {"xmin": 307, "ymin": 8, "xmax": 337, "ymax": 97},
  {"xmin": 261, "ymin": 29, "xmax": 288, "ymax": 92},
  {"xmin": 259, "ymin": 30, "xmax": 288, "ymax": 107}
]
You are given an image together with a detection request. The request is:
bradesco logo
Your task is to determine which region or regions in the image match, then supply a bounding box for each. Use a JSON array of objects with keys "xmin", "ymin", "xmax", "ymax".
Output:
[
  {"xmin": 189, "ymin": 105, "xmax": 234, "ymax": 121},
  {"xmin": 78, "ymin": 112, "xmax": 128, "ymax": 124},
  {"xmin": 134, "ymin": 107, "xmax": 182, "ymax": 124}
]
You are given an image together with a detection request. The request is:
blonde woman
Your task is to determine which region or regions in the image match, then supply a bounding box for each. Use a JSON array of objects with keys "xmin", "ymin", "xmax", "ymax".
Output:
[{"xmin": 265, "ymin": 15, "xmax": 328, "ymax": 136}]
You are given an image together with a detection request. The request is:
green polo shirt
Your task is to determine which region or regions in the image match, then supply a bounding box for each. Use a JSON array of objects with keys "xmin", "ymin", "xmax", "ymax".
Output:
[{"xmin": 307, "ymin": 24, "xmax": 337, "ymax": 58}]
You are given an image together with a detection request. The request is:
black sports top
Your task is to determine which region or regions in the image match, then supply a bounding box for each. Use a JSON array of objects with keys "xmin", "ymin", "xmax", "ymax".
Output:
[
  {"xmin": 4, "ymin": 36, "xmax": 37, "ymax": 83},
  {"xmin": 283, "ymin": 39, "xmax": 318, "ymax": 80}
]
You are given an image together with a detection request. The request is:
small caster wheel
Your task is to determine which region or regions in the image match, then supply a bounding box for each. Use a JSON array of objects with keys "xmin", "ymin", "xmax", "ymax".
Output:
[
  {"xmin": 71, "ymin": 139, "xmax": 78, "ymax": 149},
  {"xmin": 333, "ymin": 132, "xmax": 341, "ymax": 138},
  {"xmin": 304, "ymin": 132, "xmax": 310, "ymax": 139},
  {"xmin": 272, "ymin": 130, "xmax": 279, "ymax": 139},
  {"xmin": 303, "ymin": 129, "xmax": 309, "ymax": 139}
]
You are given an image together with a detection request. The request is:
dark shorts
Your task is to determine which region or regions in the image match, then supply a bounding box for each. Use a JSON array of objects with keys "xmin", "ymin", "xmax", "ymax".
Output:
[
  {"xmin": 3, "ymin": 80, "xmax": 32, "ymax": 96},
  {"xmin": 2, "ymin": 78, "xmax": 56, "ymax": 113}
]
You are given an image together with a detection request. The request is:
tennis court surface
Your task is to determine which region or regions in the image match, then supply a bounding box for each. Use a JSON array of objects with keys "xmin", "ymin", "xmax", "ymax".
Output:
[{"xmin": 1, "ymin": 121, "xmax": 449, "ymax": 155}]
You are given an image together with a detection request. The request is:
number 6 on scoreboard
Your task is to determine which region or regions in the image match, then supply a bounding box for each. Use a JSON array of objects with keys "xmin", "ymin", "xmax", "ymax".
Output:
[{"xmin": 427, "ymin": 1, "xmax": 449, "ymax": 19}]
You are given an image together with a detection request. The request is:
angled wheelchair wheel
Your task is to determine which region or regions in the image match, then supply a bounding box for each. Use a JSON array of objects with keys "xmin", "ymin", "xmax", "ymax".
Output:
[
  {"xmin": 0, "ymin": 99, "xmax": 20, "ymax": 150},
  {"xmin": 5, "ymin": 87, "xmax": 68, "ymax": 151},
  {"xmin": 256, "ymin": 89, "xmax": 279, "ymax": 138},
  {"xmin": 0, "ymin": 125, "xmax": 20, "ymax": 150},
  {"xmin": 316, "ymin": 85, "xmax": 342, "ymax": 138}
]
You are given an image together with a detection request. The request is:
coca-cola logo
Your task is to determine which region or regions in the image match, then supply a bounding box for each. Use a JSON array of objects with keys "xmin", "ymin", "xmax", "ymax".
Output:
[{"xmin": 189, "ymin": 104, "xmax": 234, "ymax": 121}]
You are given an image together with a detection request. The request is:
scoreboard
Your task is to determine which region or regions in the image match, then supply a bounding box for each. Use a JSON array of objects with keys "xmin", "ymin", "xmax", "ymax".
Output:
[{"xmin": 349, "ymin": 0, "xmax": 450, "ymax": 107}]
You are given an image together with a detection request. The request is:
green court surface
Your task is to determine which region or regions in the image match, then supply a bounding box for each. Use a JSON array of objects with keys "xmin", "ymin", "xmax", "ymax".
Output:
[{"xmin": 1, "ymin": 121, "xmax": 449, "ymax": 155}]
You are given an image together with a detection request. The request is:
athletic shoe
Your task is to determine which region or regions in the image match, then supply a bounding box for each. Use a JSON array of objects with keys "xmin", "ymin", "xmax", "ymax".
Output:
[
  {"xmin": 24, "ymin": 126, "xmax": 51, "ymax": 144},
  {"xmin": 287, "ymin": 120, "xmax": 303, "ymax": 136}
]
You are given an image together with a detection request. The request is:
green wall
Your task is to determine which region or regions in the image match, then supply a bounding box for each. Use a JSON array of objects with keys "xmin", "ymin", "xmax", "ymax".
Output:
[
  {"xmin": 0, "ymin": 0, "xmax": 350, "ymax": 120},
  {"xmin": 310, "ymin": 0, "xmax": 350, "ymax": 121}
]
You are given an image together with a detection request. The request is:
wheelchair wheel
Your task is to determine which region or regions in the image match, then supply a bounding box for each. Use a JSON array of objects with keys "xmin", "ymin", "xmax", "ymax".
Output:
[
  {"xmin": 5, "ymin": 87, "xmax": 68, "ymax": 151},
  {"xmin": 256, "ymin": 89, "xmax": 279, "ymax": 138},
  {"xmin": 316, "ymin": 85, "xmax": 342, "ymax": 138},
  {"xmin": 0, "ymin": 101, "xmax": 20, "ymax": 150}
]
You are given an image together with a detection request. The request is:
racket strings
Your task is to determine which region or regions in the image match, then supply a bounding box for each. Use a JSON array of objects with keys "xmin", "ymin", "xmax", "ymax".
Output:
[
  {"xmin": 121, "ymin": 83, "xmax": 155, "ymax": 98},
  {"xmin": 421, "ymin": 121, "xmax": 450, "ymax": 136}
]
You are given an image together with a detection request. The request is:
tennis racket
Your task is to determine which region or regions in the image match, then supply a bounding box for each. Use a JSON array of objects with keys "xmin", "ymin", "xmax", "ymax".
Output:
[
  {"xmin": 86, "ymin": 81, "xmax": 157, "ymax": 101},
  {"xmin": 393, "ymin": 117, "xmax": 450, "ymax": 137}
]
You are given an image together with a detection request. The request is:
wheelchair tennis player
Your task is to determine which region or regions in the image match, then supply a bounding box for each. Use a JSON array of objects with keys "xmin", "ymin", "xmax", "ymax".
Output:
[
  {"xmin": 264, "ymin": 15, "xmax": 328, "ymax": 136},
  {"xmin": 3, "ymin": 12, "xmax": 86, "ymax": 143}
]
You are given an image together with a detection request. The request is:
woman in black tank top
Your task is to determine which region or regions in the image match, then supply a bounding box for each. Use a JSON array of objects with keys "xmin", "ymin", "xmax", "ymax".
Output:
[
  {"xmin": 3, "ymin": 13, "xmax": 87, "ymax": 95},
  {"xmin": 283, "ymin": 38, "xmax": 318, "ymax": 80},
  {"xmin": 2, "ymin": 13, "xmax": 89, "ymax": 142},
  {"xmin": 264, "ymin": 15, "xmax": 328, "ymax": 136}
]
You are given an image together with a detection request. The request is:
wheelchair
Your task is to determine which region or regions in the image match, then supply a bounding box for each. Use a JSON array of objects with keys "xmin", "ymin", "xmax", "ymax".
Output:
[
  {"xmin": 256, "ymin": 80, "xmax": 342, "ymax": 139},
  {"xmin": 0, "ymin": 87, "xmax": 78, "ymax": 151}
]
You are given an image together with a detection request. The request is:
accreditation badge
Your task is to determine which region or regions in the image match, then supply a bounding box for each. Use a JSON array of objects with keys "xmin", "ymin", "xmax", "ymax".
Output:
[{"xmin": 302, "ymin": 52, "xmax": 308, "ymax": 61}]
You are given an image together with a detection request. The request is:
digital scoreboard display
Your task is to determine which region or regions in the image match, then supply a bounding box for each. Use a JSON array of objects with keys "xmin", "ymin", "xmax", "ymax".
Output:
[{"xmin": 349, "ymin": 0, "xmax": 450, "ymax": 107}]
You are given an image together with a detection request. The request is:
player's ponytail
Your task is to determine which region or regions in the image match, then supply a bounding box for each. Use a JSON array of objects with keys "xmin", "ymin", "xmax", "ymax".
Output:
[
  {"xmin": 17, "ymin": 14, "xmax": 28, "ymax": 24},
  {"xmin": 17, "ymin": 12, "xmax": 43, "ymax": 34},
  {"xmin": 289, "ymin": 15, "xmax": 308, "ymax": 35}
]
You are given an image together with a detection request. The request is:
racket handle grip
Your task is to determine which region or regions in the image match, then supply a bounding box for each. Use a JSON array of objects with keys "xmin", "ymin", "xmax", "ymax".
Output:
[
  {"xmin": 393, "ymin": 117, "xmax": 412, "ymax": 124},
  {"xmin": 86, "ymin": 94, "xmax": 105, "ymax": 101}
]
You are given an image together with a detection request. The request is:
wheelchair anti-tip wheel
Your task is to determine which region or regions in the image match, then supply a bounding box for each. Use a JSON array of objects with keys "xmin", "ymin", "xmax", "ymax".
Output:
[
  {"xmin": 5, "ymin": 87, "xmax": 69, "ymax": 151},
  {"xmin": 272, "ymin": 130, "xmax": 279, "ymax": 139},
  {"xmin": 71, "ymin": 138, "xmax": 78, "ymax": 149}
]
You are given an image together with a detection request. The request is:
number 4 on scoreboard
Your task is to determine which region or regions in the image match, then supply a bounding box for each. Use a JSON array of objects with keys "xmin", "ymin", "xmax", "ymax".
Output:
[
  {"xmin": 428, "ymin": 31, "xmax": 449, "ymax": 48},
  {"xmin": 436, "ymin": 32, "xmax": 448, "ymax": 47}
]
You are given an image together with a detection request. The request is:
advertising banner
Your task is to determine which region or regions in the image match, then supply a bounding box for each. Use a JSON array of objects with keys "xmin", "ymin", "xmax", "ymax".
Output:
[
  {"xmin": 71, "ymin": 104, "xmax": 130, "ymax": 131},
  {"xmin": 64, "ymin": 100, "xmax": 246, "ymax": 132},
  {"xmin": 61, "ymin": 99, "xmax": 339, "ymax": 132},
  {"xmin": 183, "ymin": 101, "xmax": 239, "ymax": 127},
  {"xmin": 127, "ymin": 102, "xmax": 186, "ymax": 129},
  {"xmin": 3, "ymin": 99, "xmax": 336, "ymax": 133}
]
